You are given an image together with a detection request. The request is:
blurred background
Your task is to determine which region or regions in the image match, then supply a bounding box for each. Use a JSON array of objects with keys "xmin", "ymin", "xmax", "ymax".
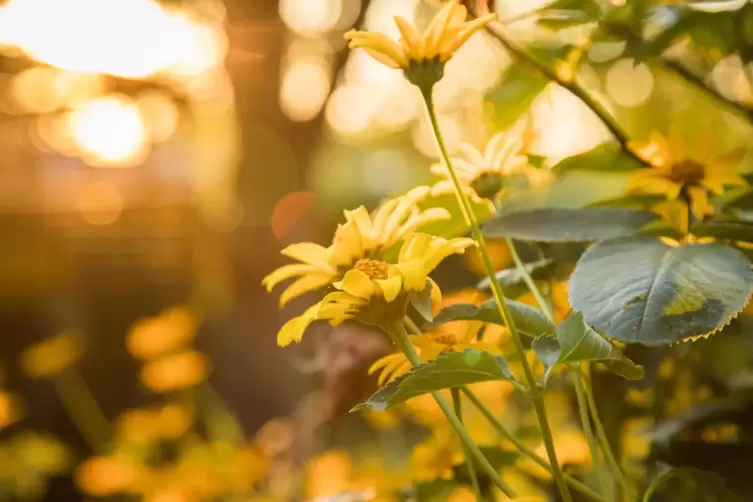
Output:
[{"xmin": 1, "ymin": 0, "xmax": 753, "ymax": 500}]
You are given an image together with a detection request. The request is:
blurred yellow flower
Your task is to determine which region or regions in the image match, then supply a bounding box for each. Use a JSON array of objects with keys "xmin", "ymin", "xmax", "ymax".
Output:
[
  {"xmin": 20, "ymin": 331, "xmax": 84, "ymax": 379},
  {"xmin": 411, "ymin": 428, "xmax": 463, "ymax": 481},
  {"xmin": 127, "ymin": 306, "xmax": 198, "ymax": 360},
  {"xmin": 0, "ymin": 392, "xmax": 24, "ymax": 429},
  {"xmin": 76, "ymin": 455, "xmax": 145, "ymax": 496},
  {"xmin": 344, "ymin": 0, "xmax": 495, "ymax": 87},
  {"xmin": 276, "ymin": 233, "xmax": 474, "ymax": 346},
  {"xmin": 263, "ymin": 188, "xmax": 450, "ymax": 307},
  {"xmin": 305, "ymin": 450, "xmax": 353, "ymax": 499},
  {"xmin": 116, "ymin": 403, "xmax": 194, "ymax": 443},
  {"xmin": 140, "ymin": 350, "xmax": 211, "ymax": 393},
  {"xmin": 431, "ymin": 132, "xmax": 532, "ymax": 199},
  {"xmin": 628, "ymin": 127, "xmax": 747, "ymax": 218}
]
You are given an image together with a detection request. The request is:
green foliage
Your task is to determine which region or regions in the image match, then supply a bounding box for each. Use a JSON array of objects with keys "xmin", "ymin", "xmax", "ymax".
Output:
[
  {"xmin": 533, "ymin": 311, "xmax": 644, "ymax": 384},
  {"xmin": 430, "ymin": 299, "xmax": 555, "ymax": 339},
  {"xmin": 552, "ymin": 143, "xmax": 643, "ymax": 174},
  {"xmin": 569, "ymin": 236, "xmax": 753, "ymax": 345},
  {"xmin": 485, "ymin": 62, "xmax": 548, "ymax": 130},
  {"xmin": 476, "ymin": 258, "xmax": 556, "ymax": 294},
  {"xmin": 481, "ymin": 207, "xmax": 659, "ymax": 242},
  {"xmin": 354, "ymin": 349, "xmax": 518, "ymax": 411},
  {"xmin": 691, "ymin": 220, "xmax": 753, "ymax": 243},
  {"xmin": 644, "ymin": 467, "xmax": 744, "ymax": 502}
]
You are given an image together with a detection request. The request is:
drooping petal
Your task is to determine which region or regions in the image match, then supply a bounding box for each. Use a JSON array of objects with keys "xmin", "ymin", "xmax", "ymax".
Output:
[
  {"xmin": 334, "ymin": 269, "xmax": 375, "ymax": 299},
  {"xmin": 396, "ymin": 258, "xmax": 427, "ymax": 291},
  {"xmin": 279, "ymin": 274, "xmax": 333, "ymax": 308},
  {"xmin": 280, "ymin": 242, "xmax": 335, "ymax": 271},
  {"xmin": 277, "ymin": 304, "xmax": 320, "ymax": 347}
]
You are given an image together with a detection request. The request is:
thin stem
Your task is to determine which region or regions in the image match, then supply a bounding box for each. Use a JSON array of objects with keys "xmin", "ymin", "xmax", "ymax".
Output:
[
  {"xmin": 422, "ymin": 89, "xmax": 573, "ymax": 502},
  {"xmin": 571, "ymin": 368, "xmax": 613, "ymax": 501},
  {"xmin": 505, "ymin": 237, "xmax": 553, "ymax": 321},
  {"xmin": 452, "ymin": 387, "xmax": 484, "ymax": 501},
  {"xmin": 53, "ymin": 370, "xmax": 111, "ymax": 452},
  {"xmin": 392, "ymin": 322, "xmax": 518, "ymax": 498},
  {"xmin": 642, "ymin": 470, "xmax": 684, "ymax": 502},
  {"xmin": 583, "ymin": 373, "xmax": 637, "ymax": 501},
  {"xmin": 461, "ymin": 387, "xmax": 604, "ymax": 502}
]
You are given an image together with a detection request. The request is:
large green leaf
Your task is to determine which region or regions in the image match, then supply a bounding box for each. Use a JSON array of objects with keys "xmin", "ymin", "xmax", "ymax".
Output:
[
  {"xmin": 569, "ymin": 237, "xmax": 753, "ymax": 345},
  {"xmin": 533, "ymin": 311, "xmax": 644, "ymax": 383},
  {"xmin": 481, "ymin": 207, "xmax": 659, "ymax": 242},
  {"xmin": 552, "ymin": 143, "xmax": 643, "ymax": 174},
  {"xmin": 691, "ymin": 220, "xmax": 753, "ymax": 243},
  {"xmin": 476, "ymin": 259, "xmax": 556, "ymax": 293},
  {"xmin": 353, "ymin": 349, "xmax": 517, "ymax": 411},
  {"xmin": 430, "ymin": 299, "xmax": 554, "ymax": 339}
]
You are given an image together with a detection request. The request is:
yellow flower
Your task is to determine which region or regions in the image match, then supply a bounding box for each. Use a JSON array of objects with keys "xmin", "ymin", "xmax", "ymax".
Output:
[
  {"xmin": 262, "ymin": 188, "xmax": 450, "ymax": 307},
  {"xmin": 628, "ymin": 127, "xmax": 747, "ymax": 218},
  {"xmin": 276, "ymin": 232, "xmax": 475, "ymax": 346},
  {"xmin": 76, "ymin": 455, "xmax": 146, "ymax": 496},
  {"xmin": 410, "ymin": 428, "xmax": 464, "ymax": 481},
  {"xmin": 0, "ymin": 392, "xmax": 23, "ymax": 430},
  {"xmin": 140, "ymin": 350, "xmax": 211, "ymax": 393},
  {"xmin": 116, "ymin": 403, "xmax": 194, "ymax": 443},
  {"xmin": 344, "ymin": 1, "xmax": 496, "ymax": 88},
  {"xmin": 431, "ymin": 131, "xmax": 532, "ymax": 199},
  {"xmin": 127, "ymin": 306, "xmax": 198, "ymax": 360},
  {"xmin": 20, "ymin": 331, "xmax": 84, "ymax": 379}
]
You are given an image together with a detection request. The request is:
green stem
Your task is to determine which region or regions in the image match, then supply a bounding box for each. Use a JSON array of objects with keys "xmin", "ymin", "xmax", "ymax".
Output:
[
  {"xmin": 505, "ymin": 237, "xmax": 553, "ymax": 321},
  {"xmin": 53, "ymin": 370, "xmax": 111, "ymax": 452},
  {"xmin": 452, "ymin": 387, "xmax": 484, "ymax": 501},
  {"xmin": 461, "ymin": 388, "xmax": 603, "ymax": 502},
  {"xmin": 642, "ymin": 470, "xmax": 684, "ymax": 502},
  {"xmin": 392, "ymin": 322, "xmax": 517, "ymax": 498},
  {"xmin": 572, "ymin": 368, "xmax": 613, "ymax": 501},
  {"xmin": 584, "ymin": 374, "xmax": 637, "ymax": 501},
  {"xmin": 422, "ymin": 89, "xmax": 573, "ymax": 502}
]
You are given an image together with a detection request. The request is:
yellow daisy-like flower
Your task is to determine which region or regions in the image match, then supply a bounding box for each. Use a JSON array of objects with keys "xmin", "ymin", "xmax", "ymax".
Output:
[
  {"xmin": 20, "ymin": 331, "xmax": 85, "ymax": 379},
  {"xmin": 276, "ymin": 232, "xmax": 475, "ymax": 347},
  {"xmin": 431, "ymin": 131, "xmax": 532, "ymax": 200},
  {"xmin": 628, "ymin": 127, "xmax": 747, "ymax": 218},
  {"xmin": 344, "ymin": 0, "xmax": 496, "ymax": 89},
  {"xmin": 262, "ymin": 188, "xmax": 450, "ymax": 307}
]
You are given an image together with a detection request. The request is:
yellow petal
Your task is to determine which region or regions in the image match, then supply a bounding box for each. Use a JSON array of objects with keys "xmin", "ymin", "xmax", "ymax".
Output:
[
  {"xmin": 364, "ymin": 47, "xmax": 401, "ymax": 69},
  {"xmin": 423, "ymin": 1, "xmax": 458, "ymax": 55},
  {"xmin": 371, "ymin": 197, "xmax": 401, "ymax": 243},
  {"xmin": 279, "ymin": 274, "xmax": 333, "ymax": 308},
  {"xmin": 344, "ymin": 206, "xmax": 374, "ymax": 242},
  {"xmin": 396, "ymin": 258, "xmax": 427, "ymax": 291},
  {"xmin": 376, "ymin": 276, "xmax": 403, "ymax": 302},
  {"xmin": 277, "ymin": 304, "xmax": 320, "ymax": 347},
  {"xmin": 395, "ymin": 207, "xmax": 451, "ymax": 238},
  {"xmin": 394, "ymin": 16, "xmax": 421, "ymax": 54},
  {"xmin": 428, "ymin": 277, "xmax": 442, "ymax": 311},
  {"xmin": 262, "ymin": 263, "xmax": 325, "ymax": 290},
  {"xmin": 444, "ymin": 13, "xmax": 497, "ymax": 57},
  {"xmin": 667, "ymin": 126, "xmax": 686, "ymax": 162},
  {"xmin": 334, "ymin": 269, "xmax": 375, "ymax": 299},
  {"xmin": 687, "ymin": 186, "xmax": 711, "ymax": 218},
  {"xmin": 399, "ymin": 233, "xmax": 434, "ymax": 262},
  {"xmin": 281, "ymin": 242, "xmax": 334, "ymax": 271}
]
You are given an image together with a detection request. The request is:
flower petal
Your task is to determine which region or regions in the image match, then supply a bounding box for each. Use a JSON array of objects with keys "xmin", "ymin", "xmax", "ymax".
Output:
[
  {"xmin": 262, "ymin": 263, "xmax": 326, "ymax": 290},
  {"xmin": 281, "ymin": 242, "xmax": 334, "ymax": 271},
  {"xmin": 279, "ymin": 274, "xmax": 333, "ymax": 308},
  {"xmin": 334, "ymin": 269, "xmax": 375, "ymax": 299},
  {"xmin": 396, "ymin": 258, "xmax": 427, "ymax": 291},
  {"xmin": 376, "ymin": 276, "xmax": 403, "ymax": 302},
  {"xmin": 277, "ymin": 304, "xmax": 320, "ymax": 347}
]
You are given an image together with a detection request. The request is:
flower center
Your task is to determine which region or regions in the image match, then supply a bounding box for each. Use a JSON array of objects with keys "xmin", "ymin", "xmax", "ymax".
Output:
[
  {"xmin": 470, "ymin": 172, "xmax": 504, "ymax": 200},
  {"xmin": 669, "ymin": 160, "xmax": 705, "ymax": 186},
  {"xmin": 432, "ymin": 333, "xmax": 458, "ymax": 346},
  {"xmin": 353, "ymin": 258, "xmax": 390, "ymax": 280}
]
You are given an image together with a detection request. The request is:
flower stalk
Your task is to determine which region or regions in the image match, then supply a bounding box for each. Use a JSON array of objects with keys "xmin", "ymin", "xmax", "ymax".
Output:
[
  {"xmin": 420, "ymin": 87, "xmax": 573, "ymax": 502},
  {"xmin": 391, "ymin": 321, "xmax": 517, "ymax": 498},
  {"xmin": 451, "ymin": 387, "xmax": 484, "ymax": 500}
]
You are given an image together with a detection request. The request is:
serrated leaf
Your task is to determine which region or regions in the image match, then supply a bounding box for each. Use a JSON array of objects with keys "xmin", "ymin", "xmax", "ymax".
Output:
[
  {"xmin": 691, "ymin": 220, "xmax": 753, "ymax": 243},
  {"xmin": 481, "ymin": 208, "xmax": 659, "ymax": 242},
  {"xmin": 476, "ymin": 259, "xmax": 556, "ymax": 292},
  {"xmin": 569, "ymin": 237, "xmax": 753, "ymax": 345},
  {"xmin": 552, "ymin": 142, "xmax": 643, "ymax": 174},
  {"xmin": 645, "ymin": 467, "xmax": 743, "ymax": 502},
  {"xmin": 533, "ymin": 311, "xmax": 645, "ymax": 383},
  {"xmin": 353, "ymin": 349, "xmax": 518, "ymax": 411},
  {"xmin": 430, "ymin": 299, "xmax": 554, "ymax": 339}
]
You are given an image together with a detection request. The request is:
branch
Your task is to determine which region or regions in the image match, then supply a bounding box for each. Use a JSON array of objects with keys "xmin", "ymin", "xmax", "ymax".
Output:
[{"xmin": 464, "ymin": 0, "xmax": 643, "ymax": 164}]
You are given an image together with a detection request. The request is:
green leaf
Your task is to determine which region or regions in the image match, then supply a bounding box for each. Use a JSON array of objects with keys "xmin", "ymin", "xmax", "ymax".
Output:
[
  {"xmin": 636, "ymin": 220, "xmax": 686, "ymax": 240},
  {"xmin": 644, "ymin": 467, "xmax": 743, "ymax": 502},
  {"xmin": 569, "ymin": 237, "xmax": 753, "ymax": 345},
  {"xmin": 532, "ymin": 311, "xmax": 645, "ymax": 383},
  {"xmin": 430, "ymin": 299, "xmax": 555, "ymax": 339},
  {"xmin": 691, "ymin": 220, "xmax": 753, "ymax": 243},
  {"xmin": 552, "ymin": 143, "xmax": 643, "ymax": 174},
  {"xmin": 476, "ymin": 259, "xmax": 556, "ymax": 292},
  {"xmin": 353, "ymin": 349, "xmax": 517, "ymax": 411},
  {"xmin": 481, "ymin": 207, "xmax": 659, "ymax": 242},
  {"xmin": 486, "ymin": 62, "xmax": 548, "ymax": 130},
  {"xmin": 409, "ymin": 281, "xmax": 435, "ymax": 323}
]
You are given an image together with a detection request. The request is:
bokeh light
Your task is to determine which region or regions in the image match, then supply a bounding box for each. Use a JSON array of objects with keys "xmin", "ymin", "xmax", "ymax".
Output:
[
  {"xmin": 77, "ymin": 181, "xmax": 123, "ymax": 225},
  {"xmin": 279, "ymin": 59, "xmax": 332, "ymax": 122},
  {"xmin": 279, "ymin": 0, "xmax": 343, "ymax": 36},
  {"xmin": 270, "ymin": 191, "xmax": 316, "ymax": 241},
  {"xmin": 605, "ymin": 58, "xmax": 654, "ymax": 108},
  {"xmin": 66, "ymin": 96, "xmax": 148, "ymax": 167}
]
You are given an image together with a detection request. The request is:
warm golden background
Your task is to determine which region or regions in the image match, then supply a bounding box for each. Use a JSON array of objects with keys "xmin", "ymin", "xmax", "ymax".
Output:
[{"xmin": 1, "ymin": 0, "xmax": 752, "ymax": 500}]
